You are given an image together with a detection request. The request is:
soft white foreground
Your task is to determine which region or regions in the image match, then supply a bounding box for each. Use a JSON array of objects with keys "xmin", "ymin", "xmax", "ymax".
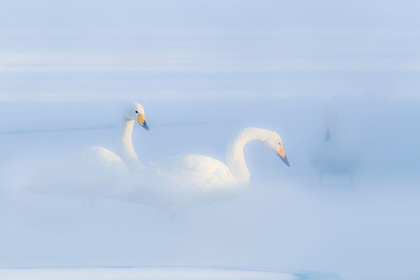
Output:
[{"xmin": 0, "ymin": 99, "xmax": 419, "ymax": 280}]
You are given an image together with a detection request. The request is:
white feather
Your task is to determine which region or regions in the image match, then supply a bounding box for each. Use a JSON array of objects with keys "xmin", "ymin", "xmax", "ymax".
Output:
[
  {"xmin": 111, "ymin": 128, "xmax": 289, "ymax": 213},
  {"xmin": 27, "ymin": 102, "xmax": 148, "ymax": 199}
]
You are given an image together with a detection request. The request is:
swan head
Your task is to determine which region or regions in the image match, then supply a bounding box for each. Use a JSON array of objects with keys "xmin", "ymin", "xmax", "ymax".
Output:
[
  {"xmin": 125, "ymin": 102, "xmax": 149, "ymax": 131},
  {"xmin": 264, "ymin": 133, "xmax": 290, "ymax": 167}
]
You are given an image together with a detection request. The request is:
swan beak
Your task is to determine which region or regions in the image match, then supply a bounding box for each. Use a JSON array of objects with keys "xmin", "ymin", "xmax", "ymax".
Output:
[
  {"xmin": 325, "ymin": 123, "xmax": 332, "ymax": 141},
  {"xmin": 325, "ymin": 128, "xmax": 331, "ymax": 141},
  {"xmin": 278, "ymin": 146, "xmax": 290, "ymax": 167},
  {"xmin": 137, "ymin": 114, "xmax": 149, "ymax": 131}
]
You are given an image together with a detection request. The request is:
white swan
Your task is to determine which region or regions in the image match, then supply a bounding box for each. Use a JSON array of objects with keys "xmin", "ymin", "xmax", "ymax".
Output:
[
  {"xmin": 28, "ymin": 102, "xmax": 149, "ymax": 200},
  {"xmin": 310, "ymin": 109, "xmax": 363, "ymax": 185},
  {"xmin": 111, "ymin": 128, "xmax": 290, "ymax": 214}
]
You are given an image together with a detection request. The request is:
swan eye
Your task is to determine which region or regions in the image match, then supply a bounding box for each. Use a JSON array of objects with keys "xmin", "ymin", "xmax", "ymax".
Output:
[
  {"xmin": 279, "ymin": 143, "xmax": 281, "ymax": 146},
  {"xmin": 135, "ymin": 111, "xmax": 138, "ymax": 113}
]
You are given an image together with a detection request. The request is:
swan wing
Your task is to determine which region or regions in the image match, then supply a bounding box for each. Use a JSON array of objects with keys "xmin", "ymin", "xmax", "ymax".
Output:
[
  {"xmin": 112, "ymin": 155, "xmax": 239, "ymax": 212},
  {"xmin": 29, "ymin": 146, "xmax": 129, "ymax": 197},
  {"xmin": 155, "ymin": 155, "xmax": 237, "ymax": 191}
]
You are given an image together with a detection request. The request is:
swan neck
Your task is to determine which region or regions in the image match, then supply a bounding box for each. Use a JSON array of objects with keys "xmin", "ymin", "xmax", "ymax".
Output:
[
  {"xmin": 118, "ymin": 118, "xmax": 143, "ymax": 173},
  {"xmin": 226, "ymin": 128, "xmax": 271, "ymax": 182}
]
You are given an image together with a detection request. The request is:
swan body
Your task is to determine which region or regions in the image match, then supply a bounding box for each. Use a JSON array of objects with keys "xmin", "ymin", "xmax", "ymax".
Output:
[
  {"xmin": 28, "ymin": 102, "xmax": 149, "ymax": 199},
  {"xmin": 112, "ymin": 128, "xmax": 290, "ymax": 213},
  {"xmin": 310, "ymin": 137, "xmax": 360, "ymax": 178},
  {"xmin": 31, "ymin": 146, "xmax": 129, "ymax": 197}
]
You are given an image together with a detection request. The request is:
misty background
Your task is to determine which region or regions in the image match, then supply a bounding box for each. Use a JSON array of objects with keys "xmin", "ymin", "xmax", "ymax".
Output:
[
  {"xmin": 0, "ymin": 1, "xmax": 420, "ymax": 280},
  {"xmin": 1, "ymin": 0, "xmax": 420, "ymax": 101}
]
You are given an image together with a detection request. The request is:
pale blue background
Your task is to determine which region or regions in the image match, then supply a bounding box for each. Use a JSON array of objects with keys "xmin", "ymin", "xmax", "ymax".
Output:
[
  {"xmin": 1, "ymin": 2, "xmax": 420, "ymax": 280},
  {"xmin": 1, "ymin": 0, "xmax": 419, "ymax": 101}
]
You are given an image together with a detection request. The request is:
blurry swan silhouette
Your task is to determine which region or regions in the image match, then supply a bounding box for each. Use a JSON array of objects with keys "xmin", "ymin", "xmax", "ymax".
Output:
[
  {"xmin": 310, "ymin": 109, "xmax": 363, "ymax": 185},
  {"xmin": 111, "ymin": 128, "xmax": 290, "ymax": 214},
  {"xmin": 28, "ymin": 102, "xmax": 149, "ymax": 201}
]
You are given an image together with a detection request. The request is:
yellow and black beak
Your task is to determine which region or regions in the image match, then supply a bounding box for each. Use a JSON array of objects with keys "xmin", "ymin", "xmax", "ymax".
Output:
[
  {"xmin": 278, "ymin": 145, "xmax": 290, "ymax": 167},
  {"xmin": 137, "ymin": 114, "xmax": 149, "ymax": 131}
]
